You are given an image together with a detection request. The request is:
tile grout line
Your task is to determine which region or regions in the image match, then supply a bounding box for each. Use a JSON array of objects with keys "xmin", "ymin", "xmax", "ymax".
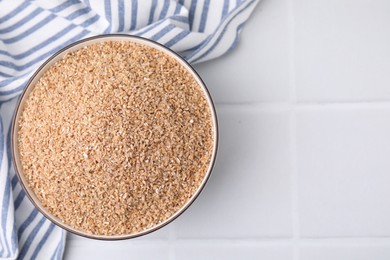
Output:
[
  {"xmin": 215, "ymin": 101, "xmax": 390, "ymax": 109},
  {"xmin": 287, "ymin": 0, "xmax": 300, "ymax": 258},
  {"xmin": 67, "ymin": 236, "xmax": 390, "ymax": 247},
  {"xmin": 290, "ymin": 111, "xmax": 300, "ymax": 259},
  {"xmin": 168, "ymin": 224, "xmax": 176, "ymax": 260}
]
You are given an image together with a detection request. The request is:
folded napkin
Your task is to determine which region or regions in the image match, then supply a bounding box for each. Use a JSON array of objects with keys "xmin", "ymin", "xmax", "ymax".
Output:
[{"xmin": 0, "ymin": 0, "xmax": 259, "ymax": 259}]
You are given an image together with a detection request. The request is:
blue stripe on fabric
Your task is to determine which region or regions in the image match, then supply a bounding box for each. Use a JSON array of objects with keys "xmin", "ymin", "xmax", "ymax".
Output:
[
  {"xmin": 65, "ymin": 6, "xmax": 90, "ymax": 20},
  {"xmin": 103, "ymin": 0, "xmax": 112, "ymax": 33},
  {"xmin": 84, "ymin": 0, "xmax": 91, "ymax": 8},
  {"xmin": 170, "ymin": 15, "xmax": 188, "ymax": 23},
  {"xmin": 0, "ymin": 50, "xmax": 14, "ymax": 58},
  {"xmin": 8, "ymin": 118, "xmax": 17, "ymax": 254},
  {"xmin": 182, "ymin": 40, "xmax": 207, "ymax": 52},
  {"xmin": 10, "ymin": 221, "xmax": 17, "ymax": 257},
  {"xmin": 150, "ymin": 24, "xmax": 176, "ymax": 41},
  {"xmin": 6, "ymin": 123, "xmax": 12, "ymax": 191},
  {"xmin": 136, "ymin": 13, "xmax": 188, "ymax": 37},
  {"xmin": 0, "ymin": 119, "xmax": 11, "ymax": 257},
  {"xmin": 0, "ymin": 72, "xmax": 30, "ymax": 87},
  {"xmin": 0, "ymin": 236, "xmax": 4, "ymax": 258},
  {"xmin": 18, "ymin": 216, "xmax": 46, "ymax": 260},
  {"xmin": 57, "ymin": 234, "xmax": 65, "ymax": 260},
  {"xmin": 0, "ymin": 28, "xmax": 91, "ymax": 71},
  {"xmin": 0, "ymin": 93, "xmax": 20, "ymax": 103},
  {"xmin": 79, "ymin": 13, "xmax": 99, "ymax": 27},
  {"xmin": 30, "ymin": 223, "xmax": 55, "ymax": 260},
  {"xmin": 165, "ymin": 30, "xmax": 190, "ymax": 47},
  {"xmin": 192, "ymin": 0, "xmax": 256, "ymax": 63},
  {"xmin": 0, "ymin": 12, "xmax": 97, "ymax": 58},
  {"xmin": 135, "ymin": 18, "xmax": 166, "ymax": 36},
  {"xmin": 0, "ymin": 1, "xmax": 30, "ymax": 23},
  {"xmin": 49, "ymin": 1, "xmax": 74, "ymax": 13},
  {"xmin": 0, "ymin": 72, "xmax": 30, "ymax": 90},
  {"xmin": 118, "ymin": 0, "xmax": 125, "ymax": 31},
  {"xmin": 50, "ymin": 240, "xmax": 61, "ymax": 260},
  {"xmin": 0, "ymin": 79, "xmax": 29, "ymax": 96},
  {"xmin": 159, "ymin": 0, "xmax": 170, "ymax": 20},
  {"xmin": 184, "ymin": 34, "xmax": 212, "ymax": 59},
  {"xmin": 7, "ymin": 119, "xmax": 18, "ymax": 257},
  {"xmin": 18, "ymin": 210, "xmax": 38, "ymax": 238},
  {"xmin": 0, "ymin": 8, "xmax": 43, "ymax": 34},
  {"xmin": 188, "ymin": 0, "xmax": 198, "ymax": 29},
  {"xmin": 0, "ymin": 71, "xmax": 12, "ymax": 78},
  {"xmin": 226, "ymin": 22, "xmax": 246, "ymax": 52},
  {"xmin": 185, "ymin": 0, "xmax": 248, "ymax": 60},
  {"xmin": 3, "ymin": 14, "xmax": 57, "ymax": 44},
  {"xmin": 14, "ymin": 191, "xmax": 25, "ymax": 210},
  {"xmin": 148, "ymin": 0, "xmax": 158, "ymax": 24},
  {"xmin": 51, "ymin": 232, "xmax": 65, "ymax": 260},
  {"xmin": 0, "ymin": 23, "xmax": 76, "ymax": 59},
  {"xmin": 174, "ymin": 0, "xmax": 184, "ymax": 14},
  {"xmin": 0, "ymin": 49, "xmax": 69, "ymax": 71},
  {"xmin": 130, "ymin": 0, "xmax": 138, "ymax": 30},
  {"xmin": 199, "ymin": 0, "xmax": 210, "ymax": 32},
  {"xmin": 11, "ymin": 175, "xmax": 18, "ymax": 190},
  {"xmin": 222, "ymin": 0, "xmax": 230, "ymax": 18},
  {"xmin": 0, "ymin": 118, "xmax": 3, "ymax": 257}
]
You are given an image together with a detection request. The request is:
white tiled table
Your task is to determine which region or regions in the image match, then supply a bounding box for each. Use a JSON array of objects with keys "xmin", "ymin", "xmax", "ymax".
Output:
[{"xmin": 64, "ymin": 0, "xmax": 390, "ymax": 259}]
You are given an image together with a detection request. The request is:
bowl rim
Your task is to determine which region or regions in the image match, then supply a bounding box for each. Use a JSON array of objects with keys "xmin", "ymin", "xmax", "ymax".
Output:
[{"xmin": 11, "ymin": 34, "xmax": 219, "ymax": 240}]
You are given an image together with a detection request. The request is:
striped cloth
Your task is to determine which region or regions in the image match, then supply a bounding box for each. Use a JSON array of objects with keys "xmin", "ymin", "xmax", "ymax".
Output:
[{"xmin": 0, "ymin": 0, "xmax": 259, "ymax": 259}]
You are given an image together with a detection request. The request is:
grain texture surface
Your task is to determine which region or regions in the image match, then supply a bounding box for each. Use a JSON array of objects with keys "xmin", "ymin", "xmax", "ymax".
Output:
[{"xmin": 18, "ymin": 41, "xmax": 214, "ymax": 236}]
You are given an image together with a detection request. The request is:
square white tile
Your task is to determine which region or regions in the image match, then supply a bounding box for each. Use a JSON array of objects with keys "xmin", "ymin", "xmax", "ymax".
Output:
[
  {"xmin": 175, "ymin": 244, "xmax": 293, "ymax": 260},
  {"xmin": 194, "ymin": 0, "xmax": 290, "ymax": 103},
  {"xmin": 296, "ymin": 109, "xmax": 390, "ymax": 237},
  {"xmin": 301, "ymin": 245, "xmax": 390, "ymax": 260},
  {"xmin": 175, "ymin": 106, "xmax": 293, "ymax": 238},
  {"xmin": 294, "ymin": 0, "xmax": 390, "ymax": 101}
]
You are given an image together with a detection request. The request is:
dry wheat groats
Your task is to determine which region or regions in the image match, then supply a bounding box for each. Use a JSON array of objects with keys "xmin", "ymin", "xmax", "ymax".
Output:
[{"xmin": 16, "ymin": 39, "xmax": 216, "ymax": 237}]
